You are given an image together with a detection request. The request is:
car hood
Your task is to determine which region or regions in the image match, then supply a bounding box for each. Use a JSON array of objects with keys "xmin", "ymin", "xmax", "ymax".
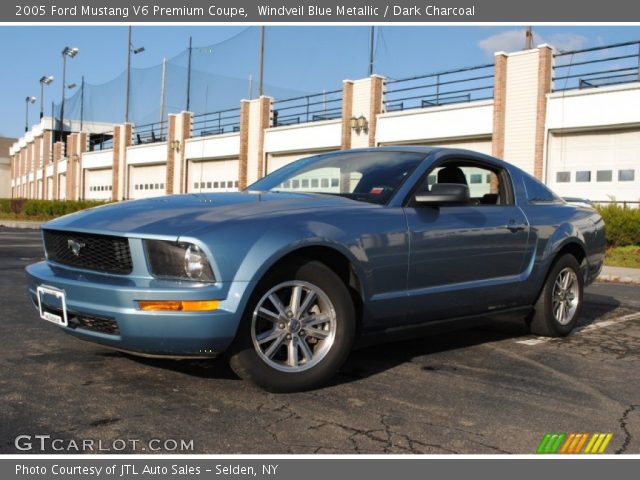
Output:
[{"xmin": 43, "ymin": 192, "xmax": 369, "ymax": 238}]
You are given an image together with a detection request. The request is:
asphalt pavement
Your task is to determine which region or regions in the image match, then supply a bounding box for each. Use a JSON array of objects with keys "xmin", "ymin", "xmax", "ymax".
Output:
[{"xmin": 1, "ymin": 227, "xmax": 638, "ymax": 454}]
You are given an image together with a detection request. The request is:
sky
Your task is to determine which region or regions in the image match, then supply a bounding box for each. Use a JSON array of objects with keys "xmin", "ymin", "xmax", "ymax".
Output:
[{"xmin": 1, "ymin": 25, "xmax": 639, "ymax": 138}]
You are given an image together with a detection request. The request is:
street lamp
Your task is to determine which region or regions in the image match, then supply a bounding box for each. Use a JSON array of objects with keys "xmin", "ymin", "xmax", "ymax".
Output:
[
  {"xmin": 25, "ymin": 96, "xmax": 36, "ymax": 132},
  {"xmin": 125, "ymin": 26, "xmax": 145, "ymax": 123},
  {"xmin": 39, "ymin": 75, "xmax": 54, "ymax": 119},
  {"xmin": 59, "ymin": 46, "xmax": 79, "ymax": 142}
]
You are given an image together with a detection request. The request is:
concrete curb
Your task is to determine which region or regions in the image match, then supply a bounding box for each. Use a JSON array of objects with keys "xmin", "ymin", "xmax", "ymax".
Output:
[
  {"xmin": 597, "ymin": 274, "xmax": 640, "ymax": 285},
  {"xmin": 0, "ymin": 220, "xmax": 43, "ymax": 229}
]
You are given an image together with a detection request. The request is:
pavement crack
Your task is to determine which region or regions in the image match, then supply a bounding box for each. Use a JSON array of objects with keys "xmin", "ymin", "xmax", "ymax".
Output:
[{"xmin": 616, "ymin": 404, "xmax": 638, "ymax": 454}]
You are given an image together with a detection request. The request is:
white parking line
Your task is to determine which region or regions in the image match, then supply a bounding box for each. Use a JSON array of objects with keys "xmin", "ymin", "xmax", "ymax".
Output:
[{"xmin": 515, "ymin": 311, "xmax": 640, "ymax": 345}]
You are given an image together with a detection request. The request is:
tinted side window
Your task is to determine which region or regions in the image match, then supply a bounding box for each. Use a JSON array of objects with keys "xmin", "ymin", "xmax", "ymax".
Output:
[{"xmin": 522, "ymin": 174, "xmax": 559, "ymax": 203}]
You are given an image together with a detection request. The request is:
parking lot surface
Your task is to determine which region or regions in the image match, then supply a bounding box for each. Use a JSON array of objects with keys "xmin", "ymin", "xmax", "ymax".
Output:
[{"xmin": 1, "ymin": 227, "xmax": 638, "ymax": 454}]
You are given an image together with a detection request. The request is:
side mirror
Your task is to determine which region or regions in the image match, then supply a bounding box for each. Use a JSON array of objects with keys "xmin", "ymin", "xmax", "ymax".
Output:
[{"xmin": 414, "ymin": 183, "xmax": 470, "ymax": 204}]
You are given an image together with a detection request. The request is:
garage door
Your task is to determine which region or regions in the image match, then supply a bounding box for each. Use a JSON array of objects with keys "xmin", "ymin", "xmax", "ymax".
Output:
[
  {"xmin": 129, "ymin": 164, "xmax": 166, "ymax": 199},
  {"xmin": 547, "ymin": 129, "xmax": 640, "ymax": 203},
  {"xmin": 58, "ymin": 174, "xmax": 66, "ymax": 200},
  {"xmin": 266, "ymin": 150, "xmax": 335, "ymax": 175},
  {"xmin": 188, "ymin": 157, "xmax": 239, "ymax": 193},
  {"xmin": 84, "ymin": 168, "xmax": 113, "ymax": 200}
]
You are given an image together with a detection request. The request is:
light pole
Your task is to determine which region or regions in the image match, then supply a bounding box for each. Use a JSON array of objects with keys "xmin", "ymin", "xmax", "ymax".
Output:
[
  {"xmin": 125, "ymin": 26, "xmax": 145, "ymax": 123},
  {"xmin": 39, "ymin": 75, "xmax": 54, "ymax": 119},
  {"xmin": 25, "ymin": 96, "xmax": 36, "ymax": 132},
  {"xmin": 59, "ymin": 46, "xmax": 78, "ymax": 142}
]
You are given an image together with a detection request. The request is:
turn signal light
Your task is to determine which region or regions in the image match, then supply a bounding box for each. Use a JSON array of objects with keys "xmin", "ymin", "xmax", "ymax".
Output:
[{"xmin": 138, "ymin": 300, "xmax": 220, "ymax": 311}]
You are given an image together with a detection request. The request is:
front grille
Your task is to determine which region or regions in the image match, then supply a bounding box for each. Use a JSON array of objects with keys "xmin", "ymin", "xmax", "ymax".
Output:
[
  {"xmin": 43, "ymin": 229, "xmax": 133, "ymax": 275},
  {"xmin": 69, "ymin": 313, "xmax": 120, "ymax": 336},
  {"xmin": 34, "ymin": 297, "xmax": 121, "ymax": 336}
]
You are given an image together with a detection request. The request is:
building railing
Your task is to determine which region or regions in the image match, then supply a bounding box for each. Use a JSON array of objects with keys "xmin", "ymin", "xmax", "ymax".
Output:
[
  {"xmin": 133, "ymin": 121, "xmax": 167, "ymax": 145},
  {"xmin": 272, "ymin": 89, "xmax": 343, "ymax": 127},
  {"xmin": 89, "ymin": 132, "xmax": 113, "ymax": 151},
  {"xmin": 192, "ymin": 107, "xmax": 242, "ymax": 137},
  {"xmin": 553, "ymin": 40, "xmax": 640, "ymax": 92},
  {"xmin": 384, "ymin": 63, "xmax": 494, "ymax": 112}
]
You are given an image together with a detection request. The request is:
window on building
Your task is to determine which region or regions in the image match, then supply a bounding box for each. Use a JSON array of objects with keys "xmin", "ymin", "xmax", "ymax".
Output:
[
  {"xmin": 330, "ymin": 178, "xmax": 339, "ymax": 187},
  {"xmin": 207, "ymin": 182, "xmax": 212, "ymax": 188},
  {"xmin": 292, "ymin": 179, "xmax": 300, "ymax": 189},
  {"xmin": 234, "ymin": 181, "xmax": 239, "ymax": 188},
  {"xmin": 194, "ymin": 182, "xmax": 199, "ymax": 189},
  {"xmin": 556, "ymin": 171, "xmax": 570, "ymax": 183},
  {"xmin": 619, "ymin": 169, "xmax": 635, "ymax": 182},
  {"xmin": 213, "ymin": 182, "xmax": 219, "ymax": 188},
  {"xmin": 227, "ymin": 181, "xmax": 233, "ymax": 188},
  {"xmin": 469, "ymin": 174, "xmax": 482, "ymax": 184},
  {"xmin": 321, "ymin": 178, "xmax": 329, "ymax": 188},
  {"xmin": 311, "ymin": 178, "xmax": 319, "ymax": 188},
  {"xmin": 576, "ymin": 171, "xmax": 591, "ymax": 183},
  {"xmin": 596, "ymin": 170, "xmax": 612, "ymax": 182}
]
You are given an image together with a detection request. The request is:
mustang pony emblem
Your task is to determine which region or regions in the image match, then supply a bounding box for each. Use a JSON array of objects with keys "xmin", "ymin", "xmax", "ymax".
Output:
[{"xmin": 67, "ymin": 239, "xmax": 85, "ymax": 256}]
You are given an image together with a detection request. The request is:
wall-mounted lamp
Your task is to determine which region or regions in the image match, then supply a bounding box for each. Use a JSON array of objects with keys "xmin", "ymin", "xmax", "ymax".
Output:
[
  {"xmin": 350, "ymin": 115, "xmax": 368, "ymax": 134},
  {"xmin": 170, "ymin": 140, "xmax": 181, "ymax": 152}
]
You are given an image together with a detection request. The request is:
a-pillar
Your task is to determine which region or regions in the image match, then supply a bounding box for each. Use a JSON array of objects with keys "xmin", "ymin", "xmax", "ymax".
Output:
[
  {"xmin": 340, "ymin": 74, "xmax": 385, "ymax": 149},
  {"xmin": 491, "ymin": 45, "xmax": 553, "ymax": 179},
  {"xmin": 112, "ymin": 123, "xmax": 132, "ymax": 201},
  {"xmin": 165, "ymin": 111, "xmax": 192, "ymax": 195},
  {"xmin": 238, "ymin": 97, "xmax": 272, "ymax": 189}
]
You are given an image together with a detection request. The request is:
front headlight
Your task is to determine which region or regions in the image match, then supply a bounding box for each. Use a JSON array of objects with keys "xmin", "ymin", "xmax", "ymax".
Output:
[{"xmin": 143, "ymin": 240, "xmax": 215, "ymax": 282}]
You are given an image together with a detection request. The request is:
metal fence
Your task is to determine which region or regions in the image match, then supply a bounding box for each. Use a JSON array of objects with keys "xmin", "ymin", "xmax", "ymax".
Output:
[
  {"xmin": 133, "ymin": 121, "xmax": 166, "ymax": 145},
  {"xmin": 272, "ymin": 89, "xmax": 343, "ymax": 127},
  {"xmin": 553, "ymin": 40, "xmax": 640, "ymax": 92},
  {"xmin": 384, "ymin": 63, "xmax": 495, "ymax": 112},
  {"xmin": 192, "ymin": 107, "xmax": 242, "ymax": 137}
]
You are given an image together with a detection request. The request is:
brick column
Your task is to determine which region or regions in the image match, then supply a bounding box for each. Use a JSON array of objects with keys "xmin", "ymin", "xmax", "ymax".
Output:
[
  {"xmin": 26, "ymin": 143, "xmax": 33, "ymax": 199},
  {"xmin": 165, "ymin": 114, "xmax": 177, "ymax": 195},
  {"xmin": 165, "ymin": 112, "xmax": 192, "ymax": 195},
  {"xmin": 112, "ymin": 123, "xmax": 132, "ymax": 201},
  {"xmin": 42, "ymin": 131, "xmax": 51, "ymax": 200},
  {"xmin": 34, "ymin": 137, "xmax": 42, "ymax": 199},
  {"xmin": 368, "ymin": 75, "xmax": 385, "ymax": 147},
  {"xmin": 534, "ymin": 46, "xmax": 553, "ymax": 180},
  {"xmin": 77, "ymin": 132, "xmax": 87, "ymax": 200},
  {"xmin": 238, "ymin": 97, "xmax": 272, "ymax": 187},
  {"xmin": 340, "ymin": 81, "xmax": 354, "ymax": 149},
  {"xmin": 238, "ymin": 101, "xmax": 250, "ymax": 190},
  {"xmin": 492, "ymin": 53, "xmax": 508, "ymax": 160},
  {"xmin": 66, "ymin": 133, "xmax": 77, "ymax": 201},
  {"xmin": 52, "ymin": 141, "xmax": 62, "ymax": 200}
]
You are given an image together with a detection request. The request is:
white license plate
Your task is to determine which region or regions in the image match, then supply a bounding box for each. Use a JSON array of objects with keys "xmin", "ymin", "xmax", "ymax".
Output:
[{"xmin": 37, "ymin": 285, "xmax": 68, "ymax": 327}]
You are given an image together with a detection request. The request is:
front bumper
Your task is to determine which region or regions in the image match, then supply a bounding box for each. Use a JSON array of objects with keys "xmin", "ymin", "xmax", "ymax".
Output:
[{"xmin": 26, "ymin": 261, "xmax": 250, "ymax": 356}]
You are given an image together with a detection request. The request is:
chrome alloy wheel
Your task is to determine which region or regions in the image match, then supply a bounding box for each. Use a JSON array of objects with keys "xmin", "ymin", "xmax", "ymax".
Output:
[
  {"xmin": 552, "ymin": 267, "xmax": 579, "ymax": 325},
  {"xmin": 251, "ymin": 281, "xmax": 337, "ymax": 373}
]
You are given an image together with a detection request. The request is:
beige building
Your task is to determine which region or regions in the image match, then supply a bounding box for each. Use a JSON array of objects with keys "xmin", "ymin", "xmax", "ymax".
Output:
[
  {"xmin": 0, "ymin": 137, "xmax": 17, "ymax": 198},
  {"xmin": 9, "ymin": 41, "xmax": 640, "ymax": 205}
]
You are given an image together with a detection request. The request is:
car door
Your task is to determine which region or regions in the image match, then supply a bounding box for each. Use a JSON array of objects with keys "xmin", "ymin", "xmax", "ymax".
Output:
[{"xmin": 403, "ymin": 158, "xmax": 531, "ymax": 324}]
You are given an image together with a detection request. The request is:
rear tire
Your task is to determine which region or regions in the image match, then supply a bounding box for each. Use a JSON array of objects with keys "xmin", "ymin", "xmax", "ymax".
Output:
[
  {"xmin": 228, "ymin": 259, "xmax": 356, "ymax": 392},
  {"xmin": 528, "ymin": 254, "xmax": 583, "ymax": 337}
]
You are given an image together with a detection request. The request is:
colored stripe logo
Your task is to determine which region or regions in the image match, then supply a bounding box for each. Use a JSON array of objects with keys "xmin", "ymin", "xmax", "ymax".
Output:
[{"xmin": 536, "ymin": 433, "xmax": 612, "ymax": 454}]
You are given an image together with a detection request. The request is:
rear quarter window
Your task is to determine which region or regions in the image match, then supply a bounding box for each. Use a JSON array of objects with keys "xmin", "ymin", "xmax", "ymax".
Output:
[{"xmin": 522, "ymin": 174, "xmax": 561, "ymax": 204}]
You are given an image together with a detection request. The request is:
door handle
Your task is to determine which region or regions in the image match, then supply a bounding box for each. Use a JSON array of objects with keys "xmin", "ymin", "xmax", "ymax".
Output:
[{"xmin": 505, "ymin": 221, "xmax": 527, "ymax": 233}]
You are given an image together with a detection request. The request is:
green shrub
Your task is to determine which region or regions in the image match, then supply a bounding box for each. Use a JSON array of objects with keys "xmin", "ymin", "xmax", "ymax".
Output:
[
  {"xmin": 596, "ymin": 204, "xmax": 640, "ymax": 247},
  {"xmin": 0, "ymin": 199, "xmax": 107, "ymax": 219}
]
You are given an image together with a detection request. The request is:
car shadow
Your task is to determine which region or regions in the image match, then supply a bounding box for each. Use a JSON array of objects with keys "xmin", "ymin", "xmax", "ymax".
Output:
[{"xmin": 103, "ymin": 295, "xmax": 620, "ymax": 388}]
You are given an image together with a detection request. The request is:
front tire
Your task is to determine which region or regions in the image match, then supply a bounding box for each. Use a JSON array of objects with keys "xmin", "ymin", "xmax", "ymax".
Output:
[
  {"xmin": 529, "ymin": 254, "xmax": 583, "ymax": 337},
  {"xmin": 229, "ymin": 259, "xmax": 356, "ymax": 392}
]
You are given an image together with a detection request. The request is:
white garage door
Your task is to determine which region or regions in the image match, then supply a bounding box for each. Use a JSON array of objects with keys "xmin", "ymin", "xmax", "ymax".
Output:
[
  {"xmin": 188, "ymin": 157, "xmax": 239, "ymax": 193},
  {"xmin": 84, "ymin": 168, "xmax": 113, "ymax": 200},
  {"xmin": 547, "ymin": 129, "xmax": 640, "ymax": 203},
  {"xmin": 266, "ymin": 150, "xmax": 336, "ymax": 175},
  {"xmin": 58, "ymin": 174, "xmax": 66, "ymax": 200},
  {"xmin": 129, "ymin": 164, "xmax": 166, "ymax": 199}
]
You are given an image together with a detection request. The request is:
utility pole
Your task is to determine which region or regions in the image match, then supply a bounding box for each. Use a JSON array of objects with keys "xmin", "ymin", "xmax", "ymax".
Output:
[
  {"xmin": 186, "ymin": 36, "xmax": 193, "ymax": 111},
  {"xmin": 125, "ymin": 26, "xmax": 132, "ymax": 122},
  {"xmin": 368, "ymin": 26, "xmax": 375, "ymax": 76},
  {"xmin": 258, "ymin": 26, "xmax": 265, "ymax": 97},
  {"xmin": 80, "ymin": 76, "xmax": 85, "ymax": 131},
  {"xmin": 525, "ymin": 26, "xmax": 533, "ymax": 50},
  {"xmin": 159, "ymin": 58, "xmax": 167, "ymax": 140}
]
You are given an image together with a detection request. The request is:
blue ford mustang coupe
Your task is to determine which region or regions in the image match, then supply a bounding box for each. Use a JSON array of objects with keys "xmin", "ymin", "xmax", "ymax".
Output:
[{"xmin": 26, "ymin": 147, "xmax": 605, "ymax": 391}]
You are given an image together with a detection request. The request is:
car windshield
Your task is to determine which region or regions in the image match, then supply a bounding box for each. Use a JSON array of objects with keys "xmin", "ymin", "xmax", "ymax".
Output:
[{"xmin": 247, "ymin": 151, "xmax": 426, "ymax": 204}]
